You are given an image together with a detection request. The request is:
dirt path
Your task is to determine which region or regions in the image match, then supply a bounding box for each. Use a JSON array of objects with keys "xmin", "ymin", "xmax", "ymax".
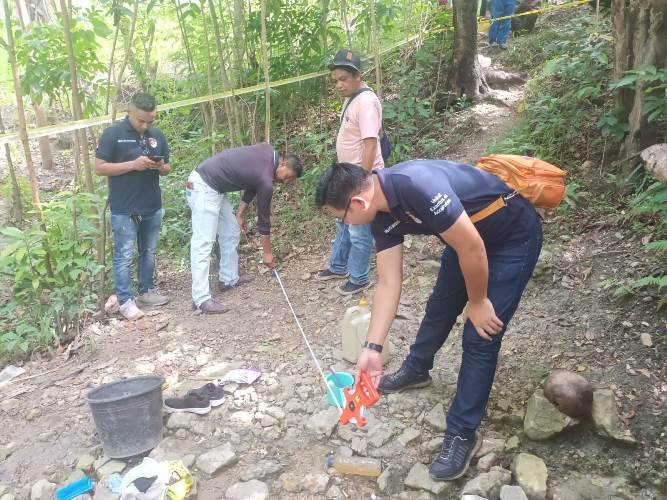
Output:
[{"xmin": 1, "ymin": 72, "xmax": 665, "ymax": 500}]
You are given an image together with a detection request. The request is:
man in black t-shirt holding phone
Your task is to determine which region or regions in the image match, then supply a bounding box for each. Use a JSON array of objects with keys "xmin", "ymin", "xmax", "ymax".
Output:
[{"xmin": 95, "ymin": 92, "xmax": 171, "ymax": 320}]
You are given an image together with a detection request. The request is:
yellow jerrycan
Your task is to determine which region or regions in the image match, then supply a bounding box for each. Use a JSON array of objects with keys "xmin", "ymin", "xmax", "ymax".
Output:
[{"xmin": 340, "ymin": 298, "xmax": 391, "ymax": 365}]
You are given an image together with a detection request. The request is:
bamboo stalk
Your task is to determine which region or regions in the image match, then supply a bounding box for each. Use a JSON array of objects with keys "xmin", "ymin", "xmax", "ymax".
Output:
[
  {"xmin": 3, "ymin": 0, "xmax": 43, "ymax": 217},
  {"xmin": 0, "ymin": 110, "xmax": 23, "ymax": 223},
  {"xmin": 260, "ymin": 0, "xmax": 270, "ymax": 143},
  {"xmin": 370, "ymin": 0, "xmax": 382, "ymax": 99},
  {"xmin": 111, "ymin": 0, "xmax": 139, "ymax": 120}
]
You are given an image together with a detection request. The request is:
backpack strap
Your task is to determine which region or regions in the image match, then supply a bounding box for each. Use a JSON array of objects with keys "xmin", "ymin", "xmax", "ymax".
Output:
[{"xmin": 339, "ymin": 87, "xmax": 373, "ymax": 125}]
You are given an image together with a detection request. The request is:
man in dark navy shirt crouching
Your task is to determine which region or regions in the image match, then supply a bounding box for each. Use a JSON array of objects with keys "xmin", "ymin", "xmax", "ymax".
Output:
[
  {"xmin": 315, "ymin": 160, "xmax": 542, "ymax": 481},
  {"xmin": 95, "ymin": 92, "xmax": 171, "ymax": 320}
]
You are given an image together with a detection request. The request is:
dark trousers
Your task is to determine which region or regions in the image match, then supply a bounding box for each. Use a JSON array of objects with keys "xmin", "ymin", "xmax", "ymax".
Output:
[{"xmin": 403, "ymin": 196, "xmax": 543, "ymax": 438}]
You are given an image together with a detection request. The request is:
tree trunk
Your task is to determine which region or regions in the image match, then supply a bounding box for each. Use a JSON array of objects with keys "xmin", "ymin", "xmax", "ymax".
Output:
[
  {"xmin": 3, "ymin": 0, "xmax": 43, "ymax": 217},
  {"xmin": 340, "ymin": 0, "xmax": 352, "ymax": 47},
  {"xmin": 111, "ymin": 0, "xmax": 139, "ymax": 121},
  {"xmin": 173, "ymin": 0, "xmax": 195, "ymax": 74},
  {"xmin": 200, "ymin": 0, "xmax": 217, "ymax": 155},
  {"xmin": 208, "ymin": 0, "xmax": 240, "ymax": 146},
  {"xmin": 612, "ymin": 0, "xmax": 667, "ymax": 163},
  {"xmin": 59, "ymin": 0, "xmax": 93, "ymax": 192},
  {"xmin": 447, "ymin": 0, "xmax": 489, "ymax": 101},
  {"xmin": 104, "ymin": 20, "xmax": 120, "ymax": 114},
  {"xmin": 369, "ymin": 0, "xmax": 382, "ymax": 98},
  {"xmin": 15, "ymin": 0, "xmax": 54, "ymax": 170},
  {"xmin": 0, "ymin": 110, "xmax": 23, "ymax": 223},
  {"xmin": 260, "ymin": 0, "xmax": 270, "ymax": 143}
]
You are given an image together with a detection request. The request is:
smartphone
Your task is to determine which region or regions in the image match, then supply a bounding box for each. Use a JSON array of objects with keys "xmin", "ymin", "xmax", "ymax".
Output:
[{"xmin": 149, "ymin": 155, "xmax": 164, "ymax": 162}]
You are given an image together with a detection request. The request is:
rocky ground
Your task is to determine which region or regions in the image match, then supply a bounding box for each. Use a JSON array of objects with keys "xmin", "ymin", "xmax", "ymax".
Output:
[{"xmin": 1, "ymin": 25, "xmax": 666, "ymax": 500}]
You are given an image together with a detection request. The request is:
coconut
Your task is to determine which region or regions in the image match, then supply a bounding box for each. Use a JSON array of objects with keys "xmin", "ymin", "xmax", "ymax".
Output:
[{"xmin": 543, "ymin": 369, "xmax": 593, "ymax": 419}]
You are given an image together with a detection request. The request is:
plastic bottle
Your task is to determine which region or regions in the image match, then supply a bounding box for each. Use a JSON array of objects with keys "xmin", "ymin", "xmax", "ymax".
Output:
[
  {"xmin": 340, "ymin": 298, "xmax": 391, "ymax": 365},
  {"xmin": 332, "ymin": 455, "xmax": 382, "ymax": 477}
]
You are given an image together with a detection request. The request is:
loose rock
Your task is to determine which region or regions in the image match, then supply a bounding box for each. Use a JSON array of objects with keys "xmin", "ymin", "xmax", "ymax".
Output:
[
  {"xmin": 30, "ymin": 480, "xmax": 56, "ymax": 500},
  {"xmin": 477, "ymin": 452, "xmax": 500, "ymax": 472},
  {"xmin": 225, "ymin": 480, "xmax": 269, "ymax": 500},
  {"xmin": 591, "ymin": 389, "xmax": 636, "ymax": 445},
  {"xmin": 461, "ymin": 466, "xmax": 511, "ymax": 500},
  {"xmin": 196, "ymin": 443, "xmax": 238, "ymax": 476},
  {"xmin": 301, "ymin": 473, "xmax": 329, "ymax": 494},
  {"xmin": 377, "ymin": 464, "xmax": 404, "ymax": 495},
  {"xmin": 166, "ymin": 412, "xmax": 197, "ymax": 430},
  {"xmin": 500, "ymin": 485, "xmax": 529, "ymax": 500},
  {"xmin": 306, "ymin": 407, "xmax": 340, "ymax": 437},
  {"xmin": 640, "ymin": 332, "xmax": 653, "ymax": 347},
  {"xmin": 524, "ymin": 389, "xmax": 578, "ymax": 441},
  {"xmin": 398, "ymin": 427, "xmax": 421, "ymax": 446},
  {"xmin": 76, "ymin": 454, "xmax": 95, "ymax": 471},
  {"xmin": 425, "ymin": 403, "xmax": 446, "ymax": 432},
  {"xmin": 511, "ymin": 453, "xmax": 547, "ymax": 500},
  {"xmin": 96, "ymin": 460, "xmax": 125, "ymax": 479},
  {"xmin": 404, "ymin": 463, "xmax": 452, "ymax": 495},
  {"xmin": 505, "ymin": 436, "xmax": 520, "ymax": 451},
  {"xmin": 475, "ymin": 438, "xmax": 506, "ymax": 458},
  {"xmin": 239, "ymin": 460, "xmax": 283, "ymax": 481}
]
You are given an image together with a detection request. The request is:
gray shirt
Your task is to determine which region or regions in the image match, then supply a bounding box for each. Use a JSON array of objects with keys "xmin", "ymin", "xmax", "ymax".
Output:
[{"xmin": 196, "ymin": 143, "xmax": 278, "ymax": 235}]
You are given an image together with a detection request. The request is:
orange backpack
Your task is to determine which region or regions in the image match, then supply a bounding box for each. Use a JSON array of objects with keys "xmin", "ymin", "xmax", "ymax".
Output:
[{"xmin": 469, "ymin": 154, "xmax": 566, "ymax": 223}]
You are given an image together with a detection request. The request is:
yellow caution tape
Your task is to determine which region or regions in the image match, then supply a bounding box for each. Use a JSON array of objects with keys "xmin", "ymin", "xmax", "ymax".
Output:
[
  {"xmin": 480, "ymin": 0, "xmax": 590, "ymax": 24},
  {"xmin": 0, "ymin": 32, "xmax": 425, "ymax": 146},
  {"xmin": 0, "ymin": 0, "xmax": 591, "ymax": 146}
]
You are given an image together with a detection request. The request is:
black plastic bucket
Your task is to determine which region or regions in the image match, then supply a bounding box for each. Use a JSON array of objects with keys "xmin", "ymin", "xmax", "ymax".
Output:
[{"xmin": 87, "ymin": 375, "xmax": 165, "ymax": 459}]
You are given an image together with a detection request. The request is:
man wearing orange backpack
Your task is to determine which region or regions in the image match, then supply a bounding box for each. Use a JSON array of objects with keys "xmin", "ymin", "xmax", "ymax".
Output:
[{"xmin": 315, "ymin": 158, "xmax": 552, "ymax": 481}]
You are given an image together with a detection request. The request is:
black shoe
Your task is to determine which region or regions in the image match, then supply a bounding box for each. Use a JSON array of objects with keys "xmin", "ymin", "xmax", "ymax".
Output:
[
  {"xmin": 378, "ymin": 365, "xmax": 432, "ymax": 394},
  {"xmin": 315, "ymin": 269, "xmax": 349, "ymax": 281},
  {"xmin": 429, "ymin": 431, "xmax": 482, "ymax": 481},
  {"xmin": 192, "ymin": 383, "xmax": 225, "ymax": 407},
  {"xmin": 335, "ymin": 280, "xmax": 371, "ymax": 296},
  {"xmin": 164, "ymin": 391, "xmax": 211, "ymax": 415}
]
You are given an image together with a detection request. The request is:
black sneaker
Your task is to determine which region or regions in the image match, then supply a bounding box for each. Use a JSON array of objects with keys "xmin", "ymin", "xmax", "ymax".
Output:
[
  {"xmin": 335, "ymin": 280, "xmax": 371, "ymax": 295},
  {"xmin": 164, "ymin": 391, "xmax": 211, "ymax": 415},
  {"xmin": 429, "ymin": 431, "xmax": 482, "ymax": 481},
  {"xmin": 192, "ymin": 383, "xmax": 225, "ymax": 407},
  {"xmin": 315, "ymin": 270, "xmax": 349, "ymax": 281},
  {"xmin": 378, "ymin": 365, "xmax": 432, "ymax": 394}
]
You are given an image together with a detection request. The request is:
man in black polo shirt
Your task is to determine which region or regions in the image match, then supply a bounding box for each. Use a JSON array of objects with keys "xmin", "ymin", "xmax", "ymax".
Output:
[
  {"xmin": 315, "ymin": 160, "xmax": 542, "ymax": 481},
  {"xmin": 186, "ymin": 143, "xmax": 303, "ymax": 314},
  {"xmin": 95, "ymin": 92, "xmax": 171, "ymax": 321}
]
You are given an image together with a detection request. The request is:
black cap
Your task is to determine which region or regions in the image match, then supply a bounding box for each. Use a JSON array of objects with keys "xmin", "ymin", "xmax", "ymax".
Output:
[{"xmin": 328, "ymin": 49, "xmax": 362, "ymax": 72}]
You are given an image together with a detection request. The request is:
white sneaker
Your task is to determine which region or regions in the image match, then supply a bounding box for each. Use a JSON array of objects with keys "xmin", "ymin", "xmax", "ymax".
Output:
[{"xmin": 119, "ymin": 299, "xmax": 145, "ymax": 320}]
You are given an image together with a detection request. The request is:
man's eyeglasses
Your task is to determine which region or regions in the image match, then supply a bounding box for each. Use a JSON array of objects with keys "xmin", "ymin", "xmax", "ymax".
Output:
[{"xmin": 341, "ymin": 197, "xmax": 352, "ymax": 224}]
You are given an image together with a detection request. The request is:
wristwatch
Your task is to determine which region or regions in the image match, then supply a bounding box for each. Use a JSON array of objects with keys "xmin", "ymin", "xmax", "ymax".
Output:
[{"xmin": 363, "ymin": 341, "xmax": 383, "ymax": 354}]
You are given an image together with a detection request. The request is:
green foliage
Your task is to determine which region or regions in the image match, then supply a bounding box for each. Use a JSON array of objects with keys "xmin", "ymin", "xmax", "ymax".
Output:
[
  {"xmin": 0, "ymin": 191, "xmax": 106, "ymax": 359},
  {"xmin": 606, "ymin": 65, "xmax": 667, "ymax": 124},
  {"xmin": 0, "ymin": 176, "xmax": 33, "ymax": 221},
  {"xmin": 15, "ymin": 7, "xmax": 109, "ymax": 114}
]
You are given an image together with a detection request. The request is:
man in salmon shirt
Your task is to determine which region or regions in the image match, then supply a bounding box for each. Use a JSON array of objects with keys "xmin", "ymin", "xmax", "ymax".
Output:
[{"xmin": 316, "ymin": 49, "xmax": 385, "ymax": 295}]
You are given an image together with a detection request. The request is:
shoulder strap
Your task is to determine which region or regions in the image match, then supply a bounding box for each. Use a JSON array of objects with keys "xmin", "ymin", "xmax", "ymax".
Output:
[{"xmin": 339, "ymin": 87, "xmax": 373, "ymax": 125}]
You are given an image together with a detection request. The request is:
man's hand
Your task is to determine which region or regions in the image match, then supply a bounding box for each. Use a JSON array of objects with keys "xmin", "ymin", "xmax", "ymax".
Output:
[
  {"xmin": 355, "ymin": 348, "xmax": 383, "ymax": 388},
  {"xmin": 263, "ymin": 251, "xmax": 274, "ymax": 269},
  {"xmin": 465, "ymin": 298, "xmax": 503, "ymax": 341},
  {"xmin": 133, "ymin": 156, "xmax": 155, "ymax": 171},
  {"xmin": 236, "ymin": 213, "xmax": 248, "ymax": 234}
]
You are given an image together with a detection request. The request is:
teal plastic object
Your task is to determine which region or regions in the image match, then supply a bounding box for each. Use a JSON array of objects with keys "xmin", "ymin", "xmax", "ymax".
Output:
[
  {"xmin": 325, "ymin": 371, "xmax": 354, "ymax": 407},
  {"xmin": 56, "ymin": 476, "xmax": 94, "ymax": 500}
]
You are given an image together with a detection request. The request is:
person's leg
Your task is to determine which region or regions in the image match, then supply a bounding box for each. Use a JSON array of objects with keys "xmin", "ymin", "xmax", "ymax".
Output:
[
  {"xmin": 328, "ymin": 220, "xmax": 351, "ymax": 275},
  {"xmin": 446, "ymin": 204, "xmax": 542, "ymax": 437},
  {"xmin": 430, "ymin": 202, "xmax": 542, "ymax": 481},
  {"xmin": 498, "ymin": 0, "xmax": 517, "ymax": 45},
  {"xmin": 346, "ymin": 223, "xmax": 372, "ymax": 286},
  {"xmin": 110, "ymin": 213, "xmax": 138, "ymax": 305},
  {"xmin": 217, "ymin": 194, "xmax": 241, "ymax": 286},
  {"xmin": 488, "ymin": 0, "xmax": 504, "ymax": 43},
  {"xmin": 379, "ymin": 246, "xmax": 468, "ymax": 393},
  {"xmin": 188, "ymin": 171, "xmax": 224, "ymax": 306},
  {"xmin": 137, "ymin": 208, "xmax": 164, "ymax": 294}
]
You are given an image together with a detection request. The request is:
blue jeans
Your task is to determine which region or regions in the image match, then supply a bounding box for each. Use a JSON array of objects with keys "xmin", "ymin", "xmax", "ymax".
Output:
[
  {"xmin": 489, "ymin": 0, "xmax": 516, "ymax": 44},
  {"xmin": 403, "ymin": 196, "xmax": 542, "ymax": 438},
  {"xmin": 328, "ymin": 220, "xmax": 372, "ymax": 285},
  {"xmin": 110, "ymin": 209, "xmax": 164, "ymax": 305}
]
